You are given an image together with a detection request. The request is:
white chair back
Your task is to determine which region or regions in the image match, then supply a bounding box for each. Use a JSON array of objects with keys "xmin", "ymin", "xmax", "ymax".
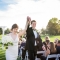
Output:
[
  {"xmin": 35, "ymin": 58, "xmax": 41, "ymax": 60},
  {"xmin": 46, "ymin": 54, "xmax": 58, "ymax": 60},
  {"xmin": 35, "ymin": 51, "xmax": 45, "ymax": 60},
  {"xmin": 57, "ymin": 54, "xmax": 60, "ymax": 60},
  {"xmin": 19, "ymin": 47, "xmax": 24, "ymax": 60},
  {"xmin": 25, "ymin": 50, "xmax": 29, "ymax": 60},
  {"xmin": 37, "ymin": 51, "xmax": 45, "ymax": 54}
]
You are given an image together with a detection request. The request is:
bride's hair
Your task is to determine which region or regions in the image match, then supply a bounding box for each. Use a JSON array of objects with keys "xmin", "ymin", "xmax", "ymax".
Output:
[{"xmin": 11, "ymin": 23, "xmax": 18, "ymax": 30}]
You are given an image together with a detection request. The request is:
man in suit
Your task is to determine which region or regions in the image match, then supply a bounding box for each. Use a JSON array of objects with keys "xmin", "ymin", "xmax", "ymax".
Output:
[{"xmin": 25, "ymin": 16, "xmax": 43, "ymax": 60}]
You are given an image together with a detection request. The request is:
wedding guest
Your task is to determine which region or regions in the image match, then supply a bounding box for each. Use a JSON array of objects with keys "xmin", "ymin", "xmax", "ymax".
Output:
[
  {"xmin": 43, "ymin": 36, "xmax": 50, "ymax": 50},
  {"xmin": 56, "ymin": 40, "xmax": 60, "ymax": 60},
  {"xmin": 56, "ymin": 40, "xmax": 60, "ymax": 54},
  {"xmin": 54, "ymin": 38, "xmax": 58, "ymax": 47},
  {"xmin": 25, "ymin": 16, "xmax": 43, "ymax": 60},
  {"xmin": 49, "ymin": 42, "xmax": 57, "ymax": 60}
]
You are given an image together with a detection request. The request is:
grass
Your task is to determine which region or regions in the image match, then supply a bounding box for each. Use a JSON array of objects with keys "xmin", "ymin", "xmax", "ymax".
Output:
[
  {"xmin": 41, "ymin": 35, "xmax": 60, "ymax": 42},
  {"xmin": 0, "ymin": 35, "xmax": 60, "ymax": 60},
  {"xmin": 0, "ymin": 48, "xmax": 6, "ymax": 60}
]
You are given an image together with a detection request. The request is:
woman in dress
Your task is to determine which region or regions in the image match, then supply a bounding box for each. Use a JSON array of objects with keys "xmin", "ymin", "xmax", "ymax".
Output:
[{"xmin": 5, "ymin": 17, "xmax": 30, "ymax": 60}]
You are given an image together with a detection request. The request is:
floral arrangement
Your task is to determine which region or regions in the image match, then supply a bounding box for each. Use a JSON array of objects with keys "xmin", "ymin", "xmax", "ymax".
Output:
[{"xmin": 1, "ymin": 35, "xmax": 13, "ymax": 49}]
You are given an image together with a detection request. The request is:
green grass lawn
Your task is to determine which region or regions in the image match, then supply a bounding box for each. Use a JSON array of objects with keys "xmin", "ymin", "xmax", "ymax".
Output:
[
  {"xmin": 0, "ymin": 35, "xmax": 60, "ymax": 60},
  {"xmin": 0, "ymin": 35, "xmax": 6, "ymax": 60},
  {"xmin": 41, "ymin": 35, "xmax": 60, "ymax": 42},
  {"xmin": 0, "ymin": 47, "xmax": 6, "ymax": 60}
]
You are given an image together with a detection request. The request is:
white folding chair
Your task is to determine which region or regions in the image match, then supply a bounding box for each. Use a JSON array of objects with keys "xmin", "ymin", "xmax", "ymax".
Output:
[
  {"xmin": 37, "ymin": 51, "xmax": 45, "ymax": 56},
  {"xmin": 25, "ymin": 50, "xmax": 29, "ymax": 60},
  {"xmin": 46, "ymin": 54, "xmax": 58, "ymax": 60},
  {"xmin": 37, "ymin": 51, "xmax": 45, "ymax": 54},
  {"xmin": 35, "ymin": 57, "xmax": 41, "ymax": 60},
  {"xmin": 19, "ymin": 47, "xmax": 24, "ymax": 60},
  {"xmin": 35, "ymin": 51, "xmax": 45, "ymax": 60},
  {"xmin": 57, "ymin": 54, "xmax": 60, "ymax": 60}
]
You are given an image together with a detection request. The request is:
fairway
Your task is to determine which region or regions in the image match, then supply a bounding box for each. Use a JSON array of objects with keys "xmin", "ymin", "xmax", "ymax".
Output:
[{"xmin": 0, "ymin": 35, "xmax": 60, "ymax": 60}]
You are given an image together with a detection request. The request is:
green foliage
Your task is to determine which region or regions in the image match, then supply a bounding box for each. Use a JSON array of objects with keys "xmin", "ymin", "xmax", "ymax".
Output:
[
  {"xmin": 0, "ymin": 28, "xmax": 2, "ymax": 35},
  {"xmin": 41, "ymin": 28, "xmax": 46, "ymax": 35},
  {"xmin": 46, "ymin": 17, "xmax": 60, "ymax": 35},
  {"xmin": 5, "ymin": 28, "xmax": 10, "ymax": 34}
]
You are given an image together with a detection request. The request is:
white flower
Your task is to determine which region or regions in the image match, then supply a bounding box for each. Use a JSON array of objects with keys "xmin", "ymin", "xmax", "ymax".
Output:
[{"xmin": 2, "ymin": 35, "xmax": 13, "ymax": 44}]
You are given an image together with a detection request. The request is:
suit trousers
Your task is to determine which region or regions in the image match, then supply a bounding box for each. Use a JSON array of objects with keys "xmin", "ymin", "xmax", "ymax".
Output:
[{"xmin": 28, "ymin": 50, "xmax": 36, "ymax": 60}]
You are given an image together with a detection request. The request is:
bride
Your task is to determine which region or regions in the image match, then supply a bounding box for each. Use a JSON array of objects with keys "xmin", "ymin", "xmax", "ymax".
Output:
[{"xmin": 5, "ymin": 16, "xmax": 31, "ymax": 60}]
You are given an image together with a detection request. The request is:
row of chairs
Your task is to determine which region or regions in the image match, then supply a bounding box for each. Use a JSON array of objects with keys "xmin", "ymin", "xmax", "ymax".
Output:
[
  {"xmin": 18, "ymin": 47, "xmax": 60, "ymax": 60},
  {"xmin": 37, "ymin": 51, "xmax": 60, "ymax": 60},
  {"xmin": 19, "ymin": 47, "xmax": 45, "ymax": 60},
  {"xmin": 46, "ymin": 54, "xmax": 60, "ymax": 60}
]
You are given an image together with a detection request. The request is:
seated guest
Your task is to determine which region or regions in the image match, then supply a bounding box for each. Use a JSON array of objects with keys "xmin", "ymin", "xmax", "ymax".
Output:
[
  {"xmin": 43, "ymin": 40, "xmax": 50, "ymax": 50},
  {"xmin": 56, "ymin": 40, "xmax": 60, "ymax": 60},
  {"xmin": 19, "ymin": 38, "xmax": 26, "ymax": 60},
  {"xmin": 42, "ymin": 36, "xmax": 50, "ymax": 57},
  {"xmin": 20, "ymin": 38, "xmax": 26, "ymax": 47},
  {"xmin": 50, "ymin": 42, "xmax": 56, "ymax": 54},
  {"xmin": 56, "ymin": 40, "xmax": 60, "ymax": 54},
  {"xmin": 48, "ymin": 42, "xmax": 57, "ymax": 60},
  {"xmin": 42, "ymin": 44, "xmax": 50, "ymax": 57},
  {"xmin": 54, "ymin": 38, "xmax": 58, "ymax": 48},
  {"xmin": 43, "ymin": 36, "xmax": 50, "ymax": 50}
]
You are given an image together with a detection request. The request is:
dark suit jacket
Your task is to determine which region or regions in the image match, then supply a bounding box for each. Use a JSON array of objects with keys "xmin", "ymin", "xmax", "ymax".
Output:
[{"xmin": 25, "ymin": 25, "xmax": 43, "ymax": 51}]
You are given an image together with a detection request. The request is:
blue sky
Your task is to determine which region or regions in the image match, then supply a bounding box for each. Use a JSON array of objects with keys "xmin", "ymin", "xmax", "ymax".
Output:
[
  {"xmin": 0, "ymin": 0, "xmax": 17, "ymax": 10},
  {"xmin": 0, "ymin": 0, "xmax": 40, "ymax": 11},
  {"xmin": 0, "ymin": 0, "xmax": 7, "ymax": 10}
]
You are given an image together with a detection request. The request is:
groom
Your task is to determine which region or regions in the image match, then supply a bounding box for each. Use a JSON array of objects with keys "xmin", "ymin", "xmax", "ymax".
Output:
[{"xmin": 25, "ymin": 16, "xmax": 43, "ymax": 60}]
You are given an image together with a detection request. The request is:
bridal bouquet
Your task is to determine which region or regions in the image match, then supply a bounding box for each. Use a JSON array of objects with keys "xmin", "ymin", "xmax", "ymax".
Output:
[{"xmin": 2, "ymin": 35, "xmax": 13, "ymax": 49}]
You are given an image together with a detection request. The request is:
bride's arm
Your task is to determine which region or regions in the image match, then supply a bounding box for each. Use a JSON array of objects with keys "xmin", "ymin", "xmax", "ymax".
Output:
[
  {"xmin": 18, "ymin": 23, "xmax": 28, "ymax": 37},
  {"xmin": 18, "ymin": 16, "xmax": 31, "ymax": 37}
]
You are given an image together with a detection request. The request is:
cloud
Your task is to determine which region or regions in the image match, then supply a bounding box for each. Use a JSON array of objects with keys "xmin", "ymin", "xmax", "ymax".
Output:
[{"xmin": 0, "ymin": 0, "xmax": 60, "ymax": 29}]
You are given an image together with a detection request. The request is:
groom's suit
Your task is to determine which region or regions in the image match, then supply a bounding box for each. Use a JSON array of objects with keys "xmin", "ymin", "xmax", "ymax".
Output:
[{"xmin": 25, "ymin": 25, "xmax": 43, "ymax": 60}]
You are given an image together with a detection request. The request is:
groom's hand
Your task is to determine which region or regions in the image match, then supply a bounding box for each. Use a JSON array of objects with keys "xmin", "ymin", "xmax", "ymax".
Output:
[{"xmin": 27, "ymin": 16, "xmax": 31, "ymax": 25}]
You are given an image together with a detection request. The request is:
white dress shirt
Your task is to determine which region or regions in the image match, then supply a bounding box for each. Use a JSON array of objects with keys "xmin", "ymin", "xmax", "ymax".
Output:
[{"xmin": 33, "ymin": 30, "xmax": 38, "ymax": 46}]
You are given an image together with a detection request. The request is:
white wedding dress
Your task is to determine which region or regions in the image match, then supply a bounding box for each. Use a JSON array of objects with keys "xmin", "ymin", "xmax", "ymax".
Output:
[{"xmin": 6, "ymin": 34, "xmax": 19, "ymax": 60}]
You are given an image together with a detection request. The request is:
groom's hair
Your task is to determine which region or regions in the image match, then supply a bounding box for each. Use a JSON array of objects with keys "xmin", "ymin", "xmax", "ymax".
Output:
[{"xmin": 31, "ymin": 20, "xmax": 36, "ymax": 24}]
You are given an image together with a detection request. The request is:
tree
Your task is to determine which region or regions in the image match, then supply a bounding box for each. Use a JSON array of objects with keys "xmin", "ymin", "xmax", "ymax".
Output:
[
  {"xmin": 46, "ymin": 17, "xmax": 60, "ymax": 35},
  {"xmin": 5, "ymin": 28, "xmax": 10, "ymax": 34},
  {"xmin": 0, "ymin": 28, "xmax": 2, "ymax": 35},
  {"xmin": 41, "ymin": 28, "xmax": 46, "ymax": 35}
]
